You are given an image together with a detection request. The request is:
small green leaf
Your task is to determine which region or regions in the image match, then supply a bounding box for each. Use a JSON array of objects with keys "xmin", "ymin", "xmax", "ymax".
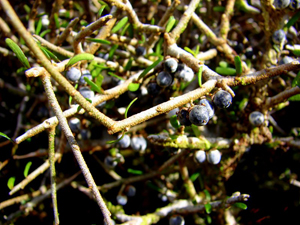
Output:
[
  {"xmin": 35, "ymin": 18, "xmax": 43, "ymax": 35},
  {"xmin": 0, "ymin": 132, "xmax": 12, "ymax": 142},
  {"xmin": 86, "ymin": 38, "xmax": 111, "ymax": 45},
  {"xmin": 125, "ymin": 58, "xmax": 133, "ymax": 71},
  {"xmin": 213, "ymin": 6, "xmax": 225, "ymax": 12},
  {"xmin": 54, "ymin": 13, "xmax": 60, "ymax": 29},
  {"xmin": 40, "ymin": 29, "xmax": 51, "ymax": 38},
  {"xmin": 98, "ymin": 5, "xmax": 106, "ymax": 17},
  {"xmin": 219, "ymin": 61, "xmax": 228, "ymax": 68},
  {"xmin": 292, "ymin": 71, "xmax": 300, "ymax": 88},
  {"xmin": 165, "ymin": 16, "xmax": 176, "ymax": 32},
  {"xmin": 40, "ymin": 46, "xmax": 60, "ymax": 62},
  {"xmin": 289, "ymin": 94, "xmax": 300, "ymax": 101},
  {"xmin": 234, "ymin": 55, "xmax": 242, "ymax": 76},
  {"xmin": 84, "ymin": 77, "xmax": 102, "ymax": 94},
  {"xmin": 24, "ymin": 5, "xmax": 30, "ymax": 13},
  {"xmin": 234, "ymin": 202, "xmax": 248, "ymax": 210},
  {"xmin": 197, "ymin": 65, "xmax": 203, "ymax": 87},
  {"xmin": 170, "ymin": 115, "xmax": 180, "ymax": 129},
  {"xmin": 205, "ymin": 203, "xmax": 212, "ymax": 214},
  {"xmin": 190, "ymin": 172, "xmax": 200, "ymax": 182},
  {"xmin": 107, "ymin": 71, "xmax": 125, "ymax": 80},
  {"xmin": 125, "ymin": 97, "xmax": 138, "ymax": 119},
  {"xmin": 120, "ymin": 22, "xmax": 130, "ymax": 36},
  {"xmin": 5, "ymin": 38, "xmax": 30, "ymax": 69},
  {"xmin": 138, "ymin": 56, "xmax": 163, "ymax": 80},
  {"xmin": 127, "ymin": 168, "xmax": 143, "ymax": 175},
  {"xmin": 285, "ymin": 11, "xmax": 300, "ymax": 29},
  {"xmin": 216, "ymin": 67, "xmax": 236, "ymax": 75},
  {"xmin": 155, "ymin": 38, "xmax": 163, "ymax": 55},
  {"xmin": 69, "ymin": 84, "xmax": 78, "ymax": 105},
  {"xmin": 128, "ymin": 83, "xmax": 140, "ymax": 92},
  {"xmin": 206, "ymin": 215, "xmax": 212, "ymax": 224},
  {"xmin": 109, "ymin": 44, "xmax": 118, "ymax": 60},
  {"xmin": 203, "ymin": 189, "xmax": 211, "ymax": 201},
  {"xmin": 96, "ymin": 74, "xmax": 104, "ymax": 89},
  {"xmin": 7, "ymin": 177, "xmax": 15, "ymax": 190},
  {"xmin": 66, "ymin": 53, "xmax": 94, "ymax": 68},
  {"xmin": 184, "ymin": 46, "xmax": 196, "ymax": 57},
  {"xmin": 24, "ymin": 161, "xmax": 32, "ymax": 178},
  {"xmin": 238, "ymin": 97, "xmax": 248, "ymax": 111},
  {"xmin": 111, "ymin": 17, "xmax": 128, "ymax": 33}
]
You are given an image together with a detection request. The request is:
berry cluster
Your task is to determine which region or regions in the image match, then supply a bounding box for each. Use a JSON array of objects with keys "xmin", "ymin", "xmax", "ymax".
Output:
[
  {"xmin": 176, "ymin": 90, "xmax": 232, "ymax": 127},
  {"xmin": 195, "ymin": 149, "xmax": 222, "ymax": 165},
  {"xmin": 273, "ymin": 0, "xmax": 300, "ymax": 10}
]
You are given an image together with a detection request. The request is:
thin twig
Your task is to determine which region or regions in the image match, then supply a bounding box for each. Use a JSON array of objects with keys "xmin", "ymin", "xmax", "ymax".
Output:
[
  {"xmin": 54, "ymin": 17, "xmax": 79, "ymax": 46},
  {"xmin": 28, "ymin": 0, "xmax": 42, "ymax": 34},
  {"xmin": 48, "ymin": 0, "xmax": 64, "ymax": 42}
]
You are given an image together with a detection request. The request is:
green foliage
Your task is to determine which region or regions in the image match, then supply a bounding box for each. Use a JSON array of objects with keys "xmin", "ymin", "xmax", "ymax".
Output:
[
  {"xmin": 7, "ymin": 177, "xmax": 15, "ymax": 190},
  {"xmin": 125, "ymin": 97, "xmax": 138, "ymax": 119},
  {"xmin": 66, "ymin": 53, "xmax": 94, "ymax": 68},
  {"xmin": 127, "ymin": 168, "xmax": 143, "ymax": 175},
  {"xmin": 170, "ymin": 115, "xmax": 180, "ymax": 129},
  {"xmin": 5, "ymin": 38, "xmax": 30, "ymax": 69},
  {"xmin": 23, "ymin": 161, "xmax": 32, "ymax": 178},
  {"xmin": 111, "ymin": 17, "xmax": 128, "ymax": 33}
]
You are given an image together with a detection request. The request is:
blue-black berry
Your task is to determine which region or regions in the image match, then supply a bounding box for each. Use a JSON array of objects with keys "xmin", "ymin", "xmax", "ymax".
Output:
[
  {"xmin": 169, "ymin": 215, "xmax": 185, "ymax": 225},
  {"xmin": 131, "ymin": 136, "xmax": 147, "ymax": 152},
  {"xmin": 207, "ymin": 149, "xmax": 221, "ymax": 164},
  {"xmin": 68, "ymin": 117, "xmax": 81, "ymax": 133},
  {"xmin": 79, "ymin": 129, "xmax": 91, "ymax": 140},
  {"xmin": 164, "ymin": 58, "xmax": 178, "ymax": 73},
  {"xmin": 272, "ymin": 29, "xmax": 286, "ymax": 44},
  {"xmin": 104, "ymin": 155, "xmax": 118, "ymax": 169},
  {"xmin": 177, "ymin": 108, "xmax": 192, "ymax": 126},
  {"xmin": 79, "ymin": 70, "xmax": 92, "ymax": 85},
  {"xmin": 249, "ymin": 111, "xmax": 264, "ymax": 126},
  {"xmin": 195, "ymin": 150, "xmax": 206, "ymax": 164},
  {"xmin": 175, "ymin": 64, "xmax": 194, "ymax": 82},
  {"xmin": 213, "ymin": 90, "xmax": 232, "ymax": 109},
  {"xmin": 279, "ymin": 56, "xmax": 293, "ymax": 65},
  {"xmin": 199, "ymin": 99, "xmax": 214, "ymax": 119},
  {"xmin": 79, "ymin": 87, "xmax": 95, "ymax": 100},
  {"xmin": 66, "ymin": 67, "xmax": 81, "ymax": 82},
  {"xmin": 125, "ymin": 185, "xmax": 136, "ymax": 197},
  {"xmin": 116, "ymin": 194, "xmax": 128, "ymax": 206},
  {"xmin": 147, "ymin": 82, "xmax": 161, "ymax": 96},
  {"xmin": 273, "ymin": 0, "xmax": 291, "ymax": 9},
  {"xmin": 117, "ymin": 134, "xmax": 131, "ymax": 148},
  {"xmin": 156, "ymin": 71, "xmax": 173, "ymax": 87},
  {"xmin": 189, "ymin": 105, "xmax": 210, "ymax": 126},
  {"xmin": 290, "ymin": 0, "xmax": 300, "ymax": 9},
  {"xmin": 136, "ymin": 46, "xmax": 146, "ymax": 56}
]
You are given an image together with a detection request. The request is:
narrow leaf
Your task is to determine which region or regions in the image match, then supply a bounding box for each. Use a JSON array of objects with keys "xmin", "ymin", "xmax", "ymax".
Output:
[
  {"xmin": 285, "ymin": 11, "xmax": 300, "ymax": 29},
  {"xmin": 120, "ymin": 22, "xmax": 130, "ymax": 36},
  {"xmin": 84, "ymin": 77, "xmax": 102, "ymax": 94},
  {"xmin": 205, "ymin": 203, "xmax": 212, "ymax": 214},
  {"xmin": 7, "ymin": 177, "xmax": 15, "ymax": 190},
  {"xmin": 190, "ymin": 172, "xmax": 200, "ymax": 182},
  {"xmin": 35, "ymin": 18, "xmax": 43, "ymax": 35},
  {"xmin": 124, "ymin": 58, "xmax": 133, "ymax": 71},
  {"xmin": 234, "ymin": 202, "xmax": 248, "ymax": 210},
  {"xmin": 234, "ymin": 55, "xmax": 243, "ymax": 76},
  {"xmin": 128, "ymin": 83, "xmax": 140, "ymax": 92},
  {"xmin": 111, "ymin": 17, "xmax": 128, "ymax": 33},
  {"xmin": 197, "ymin": 65, "xmax": 203, "ymax": 87},
  {"xmin": 109, "ymin": 44, "xmax": 118, "ymax": 60},
  {"xmin": 127, "ymin": 168, "xmax": 143, "ymax": 175},
  {"xmin": 66, "ymin": 53, "xmax": 94, "ymax": 68},
  {"xmin": 54, "ymin": 13, "xmax": 60, "ymax": 29},
  {"xmin": 5, "ymin": 38, "xmax": 30, "ymax": 69},
  {"xmin": 98, "ymin": 5, "xmax": 106, "ymax": 17},
  {"xmin": 138, "ymin": 56, "xmax": 163, "ymax": 80},
  {"xmin": 86, "ymin": 38, "xmax": 111, "ymax": 45},
  {"xmin": 106, "ymin": 131, "xmax": 125, "ymax": 144},
  {"xmin": 125, "ymin": 97, "xmax": 138, "ymax": 119},
  {"xmin": 40, "ymin": 46, "xmax": 60, "ymax": 62},
  {"xmin": 40, "ymin": 29, "xmax": 51, "ymax": 38},
  {"xmin": 216, "ymin": 67, "xmax": 236, "ymax": 75},
  {"xmin": 108, "ymin": 71, "xmax": 125, "ymax": 80},
  {"xmin": 155, "ymin": 38, "xmax": 163, "ymax": 55},
  {"xmin": 204, "ymin": 189, "xmax": 211, "ymax": 201},
  {"xmin": 170, "ymin": 115, "xmax": 180, "ymax": 129},
  {"xmin": 24, "ymin": 161, "xmax": 32, "ymax": 178},
  {"xmin": 0, "ymin": 132, "xmax": 12, "ymax": 142},
  {"xmin": 184, "ymin": 46, "xmax": 196, "ymax": 57},
  {"xmin": 165, "ymin": 16, "xmax": 176, "ymax": 33}
]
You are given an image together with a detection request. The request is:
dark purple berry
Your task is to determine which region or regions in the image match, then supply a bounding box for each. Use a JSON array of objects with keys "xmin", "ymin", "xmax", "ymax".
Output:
[
  {"xmin": 156, "ymin": 71, "xmax": 173, "ymax": 87},
  {"xmin": 136, "ymin": 46, "xmax": 146, "ymax": 56},
  {"xmin": 189, "ymin": 105, "xmax": 210, "ymax": 126},
  {"xmin": 169, "ymin": 215, "xmax": 185, "ymax": 225},
  {"xmin": 177, "ymin": 108, "xmax": 192, "ymax": 126},
  {"xmin": 290, "ymin": 0, "xmax": 300, "ymax": 9},
  {"xmin": 66, "ymin": 67, "xmax": 81, "ymax": 82},
  {"xmin": 79, "ymin": 70, "xmax": 92, "ymax": 85},
  {"xmin": 174, "ymin": 64, "xmax": 194, "ymax": 82},
  {"xmin": 249, "ymin": 111, "xmax": 264, "ymax": 126},
  {"xmin": 279, "ymin": 56, "xmax": 293, "ymax": 65},
  {"xmin": 273, "ymin": 0, "xmax": 290, "ymax": 9},
  {"xmin": 117, "ymin": 134, "xmax": 131, "ymax": 148},
  {"xmin": 199, "ymin": 99, "xmax": 214, "ymax": 119},
  {"xmin": 131, "ymin": 136, "xmax": 147, "ymax": 152},
  {"xmin": 79, "ymin": 87, "xmax": 95, "ymax": 99},
  {"xmin": 234, "ymin": 43, "xmax": 244, "ymax": 54},
  {"xmin": 272, "ymin": 29, "xmax": 286, "ymax": 44},
  {"xmin": 213, "ymin": 90, "xmax": 232, "ymax": 109},
  {"xmin": 68, "ymin": 117, "xmax": 81, "ymax": 133},
  {"xmin": 164, "ymin": 58, "xmax": 178, "ymax": 73},
  {"xmin": 147, "ymin": 82, "xmax": 161, "ymax": 96}
]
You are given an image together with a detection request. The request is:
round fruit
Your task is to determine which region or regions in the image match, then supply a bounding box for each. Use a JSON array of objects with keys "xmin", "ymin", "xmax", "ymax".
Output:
[
  {"xmin": 164, "ymin": 58, "xmax": 178, "ymax": 73},
  {"xmin": 116, "ymin": 194, "xmax": 128, "ymax": 206},
  {"xmin": 199, "ymin": 99, "xmax": 214, "ymax": 119},
  {"xmin": 117, "ymin": 134, "xmax": 131, "ymax": 148},
  {"xmin": 79, "ymin": 70, "xmax": 92, "ymax": 85},
  {"xmin": 125, "ymin": 185, "xmax": 136, "ymax": 197},
  {"xmin": 131, "ymin": 136, "xmax": 147, "ymax": 152},
  {"xmin": 213, "ymin": 90, "xmax": 232, "ymax": 109},
  {"xmin": 290, "ymin": 0, "xmax": 300, "ymax": 9},
  {"xmin": 175, "ymin": 64, "xmax": 194, "ymax": 82},
  {"xmin": 147, "ymin": 82, "xmax": 161, "ymax": 96},
  {"xmin": 279, "ymin": 56, "xmax": 293, "ymax": 65},
  {"xmin": 189, "ymin": 105, "xmax": 210, "ymax": 126},
  {"xmin": 207, "ymin": 149, "xmax": 221, "ymax": 165},
  {"xmin": 66, "ymin": 67, "xmax": 81, "ymax": 82},
  {"xmin": 104, "ymin": 155, "xmax": 118, "ymax": 169},
  {"xmin": 249, "ymin": 111, "xmax": 264, "ymax": 126},
  {"xmin": 68, "ymin": 117, "xmax": 81, "ymax": 133},
  {"xmin": 136, "ymin": 46, "xmax": 146, "ymax": 56},
  {"xmin": 273, "ymin": 0, "xmax": 291, "ymax": 9},
  {"xmin": 79, "ymin": 87, "xmax": 95, "ymax": 99},
  {"xmin": 169, "ymin": 215, "xmax": 185, "ymax": 225},
  {"xmin": 195, "ymin": 150, "xmax": 206, "ymax": 164},
  {"xmin": 177, "ymin": 108, "xmax": 192, "ymax": 126},
  {"xmin": 156, "ymin": 71, "xmax": 173, "ymax": 87},
  {"xmin": 272, "ymin": 29, "xmax": 286, "ymax": 44}
]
